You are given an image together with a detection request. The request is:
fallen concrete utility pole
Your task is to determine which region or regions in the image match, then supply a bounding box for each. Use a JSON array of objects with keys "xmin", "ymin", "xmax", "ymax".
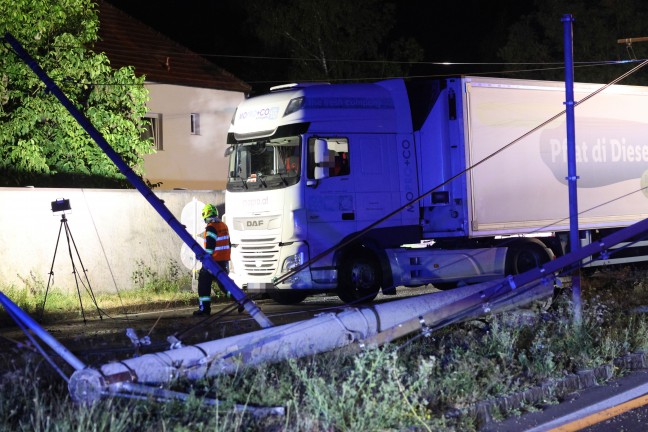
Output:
[
  {"xmin": 67, "ymin": 215, "xmax": 648, "ymax": 403},
  {"xmin": 67, "ymin": 279, "xmax": 551, "ymax": 402},
  {"xmin": 2, "ymin": 32, "xmax": 273, "ymax": 330}
]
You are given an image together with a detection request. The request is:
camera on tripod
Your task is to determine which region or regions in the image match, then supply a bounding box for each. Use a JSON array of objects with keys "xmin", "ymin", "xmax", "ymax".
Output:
[
  {"xmin": 42, "ymin": 197, "xmax": 102, "ymax": 322},
  {"xmin": 51, "ymin": 198, "xmax": 71, "ymax": 215}
]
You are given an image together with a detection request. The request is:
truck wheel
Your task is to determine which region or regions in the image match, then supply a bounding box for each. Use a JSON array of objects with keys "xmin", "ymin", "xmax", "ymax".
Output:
[
  {"xmin": 270, "ymin": 291, "xmax": 308, "ymax": 305},
  {"xmin": 337, "ymin": 253, "xmax": 381, "ymax": 304},
  {"xmin": 506, "ymin": 240, "xmax": 551, "ymax": 274}
]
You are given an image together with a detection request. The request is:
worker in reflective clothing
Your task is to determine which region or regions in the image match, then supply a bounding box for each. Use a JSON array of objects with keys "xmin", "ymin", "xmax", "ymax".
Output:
[{"xmin": 194, "ymin": 204, "xmax": 232, "ymax": 316}]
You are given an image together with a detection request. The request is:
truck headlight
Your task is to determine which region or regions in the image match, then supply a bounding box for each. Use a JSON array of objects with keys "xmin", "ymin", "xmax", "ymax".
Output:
[
  {"xmin": 282, "ymin": 252, "xmax": 304, "ymax": 271},
  {"xmin": 279, "ymin": 252, "xmax": 308, "ymax": 287}
]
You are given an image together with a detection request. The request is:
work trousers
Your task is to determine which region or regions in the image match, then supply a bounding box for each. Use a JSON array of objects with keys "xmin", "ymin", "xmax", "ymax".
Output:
[{"xmin": 197, "ymin": 262, "xmax": 229, "ymax": 298}]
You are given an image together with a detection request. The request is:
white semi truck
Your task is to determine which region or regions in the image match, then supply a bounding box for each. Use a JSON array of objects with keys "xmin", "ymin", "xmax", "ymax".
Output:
[{"xmin": 223, "ymin": 76, "xmax": 648, "ymax": 304}]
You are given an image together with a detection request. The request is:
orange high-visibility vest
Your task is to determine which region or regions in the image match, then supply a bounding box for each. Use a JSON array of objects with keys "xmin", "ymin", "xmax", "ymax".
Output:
[{"xmin": 204, "ymin": 221, "xmax": 231, "ymax": 261}]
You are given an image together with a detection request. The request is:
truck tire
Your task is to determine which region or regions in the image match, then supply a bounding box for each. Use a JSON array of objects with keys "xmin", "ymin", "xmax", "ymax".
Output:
[
  {"xmin": 337, "ymin": 253, "xmax": 381, "ymax": 304},
  {"xmin": 270, "ymin": 291, "xmax": 308, "ymax": 305},
  {"xmin": 505, "ymin": 239, "xmax": 552, "ymax": 274}
]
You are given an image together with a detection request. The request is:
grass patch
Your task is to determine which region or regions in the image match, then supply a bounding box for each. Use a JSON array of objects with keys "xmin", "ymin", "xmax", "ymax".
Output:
[
  {"xmin": 0, "ymin": 260, "xmax": 198, "ymax": 322},
  {"xmin": 1, "ymin": 265, "xmax": 648, "ymax": 430}
]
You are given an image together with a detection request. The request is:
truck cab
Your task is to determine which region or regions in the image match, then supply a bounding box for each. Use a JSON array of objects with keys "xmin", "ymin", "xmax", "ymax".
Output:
[{"xmin": 224, "ymin": 80, "xmax": 423, "ymax": 303}]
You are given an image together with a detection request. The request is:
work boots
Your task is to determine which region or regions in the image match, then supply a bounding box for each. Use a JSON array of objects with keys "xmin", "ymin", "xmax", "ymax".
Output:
[{"xmin": 193, "ymin": 300, "xmax": 211, "ymax": 317}]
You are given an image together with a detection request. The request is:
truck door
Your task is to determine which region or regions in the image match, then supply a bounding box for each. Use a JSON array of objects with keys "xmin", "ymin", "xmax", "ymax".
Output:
[
  {"xmin": 305, "ymin": 137, "xmax": 355, "ymax": 275},
  {"xmin": 305, "ymin": 134, "xmax": 403, "ymax": 267}
]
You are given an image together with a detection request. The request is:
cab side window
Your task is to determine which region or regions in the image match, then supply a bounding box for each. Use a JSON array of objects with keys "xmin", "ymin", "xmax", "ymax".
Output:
[{"xmin": 307, "ymin": 137, "xmax": 350, "ymax": 179}]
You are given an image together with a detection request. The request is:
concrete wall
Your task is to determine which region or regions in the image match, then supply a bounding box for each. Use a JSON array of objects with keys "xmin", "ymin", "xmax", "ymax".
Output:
[
  {"xmin": 0, "ymin": 187, "xmax": 224, "ymax": 294},
  {"xmin": 142, "ymin": 84, "xmax": 244, "ymax": 191}
]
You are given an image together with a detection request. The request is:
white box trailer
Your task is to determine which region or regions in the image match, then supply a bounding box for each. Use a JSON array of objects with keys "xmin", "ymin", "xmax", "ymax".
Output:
[
  {"xmin": 459, "ymin": 77, "xmax": 648, "ymax": 237},
  {"xmin": 223, "ymin": 76, "xmax": 648, "ymax": 304}
]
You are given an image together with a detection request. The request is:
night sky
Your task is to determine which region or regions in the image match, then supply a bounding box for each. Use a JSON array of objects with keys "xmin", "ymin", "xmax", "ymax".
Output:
[{"xmin": 106, "ymin": 0, "xmax": 533, "ymax": 90}]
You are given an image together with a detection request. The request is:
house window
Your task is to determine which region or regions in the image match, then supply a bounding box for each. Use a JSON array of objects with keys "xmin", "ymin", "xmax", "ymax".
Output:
[
  {"xmin": 190, "ymin": 113, "xmax": 200, "ymax": 135},
  {"xmin": 142, "ymin": 113, "xmax": 163, "ymax": 150}
]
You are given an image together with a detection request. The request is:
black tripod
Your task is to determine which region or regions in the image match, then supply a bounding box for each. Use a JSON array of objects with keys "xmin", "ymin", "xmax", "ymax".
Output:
[{"xmin": 40, "ymin": 213, "xmax": 102, "ymax": 323}]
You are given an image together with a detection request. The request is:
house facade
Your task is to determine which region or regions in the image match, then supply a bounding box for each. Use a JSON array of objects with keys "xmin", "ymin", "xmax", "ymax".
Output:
[
  {"xmin": 141, "ymin": 83, "xmax": 243, "ymax": 190},
  {"xmin": 95, "ymin": 1, "xmax": 250, "ymax": 190}
]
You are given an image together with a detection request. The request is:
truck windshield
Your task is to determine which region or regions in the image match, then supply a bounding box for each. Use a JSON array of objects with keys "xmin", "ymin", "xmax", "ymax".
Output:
[{"xmin": 226, "ymin": 136, "xmax": 301, "ymax": 191}]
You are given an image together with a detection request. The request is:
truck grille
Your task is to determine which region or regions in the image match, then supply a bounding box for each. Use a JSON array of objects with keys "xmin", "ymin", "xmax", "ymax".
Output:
[{"xmin": 237, "ymin": 237, "xmax": 279, "ymax": 277}]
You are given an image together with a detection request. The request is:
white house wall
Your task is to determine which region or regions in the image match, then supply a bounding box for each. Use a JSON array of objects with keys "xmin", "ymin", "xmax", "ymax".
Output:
[{"xmin": 143, "ymin": 84, "xmax": 245, "ymax": 190}]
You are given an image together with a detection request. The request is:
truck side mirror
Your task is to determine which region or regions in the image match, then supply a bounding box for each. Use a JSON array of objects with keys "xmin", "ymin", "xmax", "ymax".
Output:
[{"xmin": 314, "ymin": 139, "xmax": 330, "ymax": 180}]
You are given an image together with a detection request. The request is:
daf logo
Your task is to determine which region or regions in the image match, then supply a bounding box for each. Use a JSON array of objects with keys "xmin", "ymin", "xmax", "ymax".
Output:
[{"xmin": 247, "ymin": 220, "xmax": 264, "ymax": 228}]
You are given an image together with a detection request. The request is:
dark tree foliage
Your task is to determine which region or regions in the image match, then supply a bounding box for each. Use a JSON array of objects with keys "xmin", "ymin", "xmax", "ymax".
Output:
[
  {"xmin": 0, "ymin": 0, "xmax": 154, "ymax": 188},
  {"xmin": 498, "ymin": 0, "xmax": 648, "ymax": 85},
  {"xmin": 239, "ymin": 0, "xmax": 424, "ymax": 90}
]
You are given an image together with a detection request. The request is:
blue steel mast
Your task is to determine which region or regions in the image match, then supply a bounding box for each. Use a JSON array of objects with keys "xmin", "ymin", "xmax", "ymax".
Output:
[{"xmin": 562, "ymin": 14, "xmax": 582, "ymax": 325}]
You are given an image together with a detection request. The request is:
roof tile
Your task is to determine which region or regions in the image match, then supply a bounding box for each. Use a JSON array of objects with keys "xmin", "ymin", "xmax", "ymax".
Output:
[{"xmin": 95, "ymin": 1, "xmax": 251, "ymax": 92}]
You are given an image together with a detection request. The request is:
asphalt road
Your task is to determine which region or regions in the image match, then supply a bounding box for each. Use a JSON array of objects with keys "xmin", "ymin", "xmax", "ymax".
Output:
[
  {"xmin": 483, "ymin": 369, "xmax": 648, "ymax": 431},
  {"xmin": 0, "ymin": 285, "xmax": 441, "ymax": 365}
]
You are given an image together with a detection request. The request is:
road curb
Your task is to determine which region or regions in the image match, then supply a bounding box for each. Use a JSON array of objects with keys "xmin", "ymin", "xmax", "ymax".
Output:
[{"xmin": 447, "ymin": 352, "xmax": 648, "ymax": 429}]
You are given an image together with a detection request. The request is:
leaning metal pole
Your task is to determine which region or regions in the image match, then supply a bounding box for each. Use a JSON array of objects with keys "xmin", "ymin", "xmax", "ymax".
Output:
[
  {"xmin": 2, "ymin": 32, "xmax": 272, "ymax": 329},
  {"xmin": 0, "ymin": 291, "xmax": 86, "ymax": 372}
]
